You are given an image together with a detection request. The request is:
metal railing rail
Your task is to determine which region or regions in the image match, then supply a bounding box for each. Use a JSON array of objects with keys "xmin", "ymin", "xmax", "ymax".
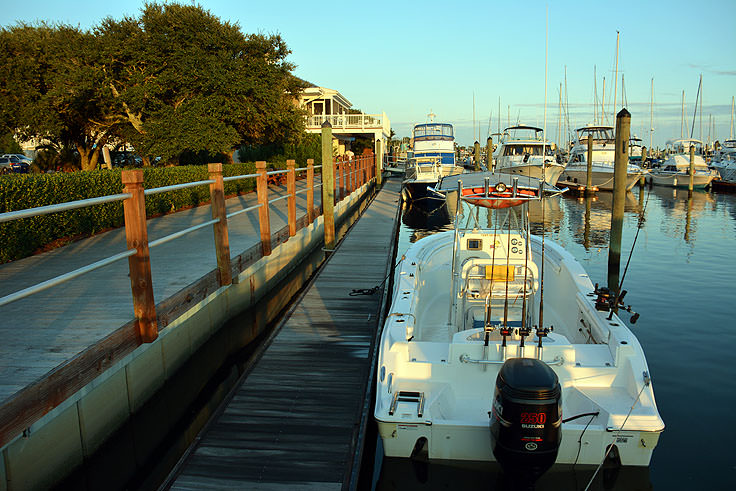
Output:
[
  {"xmin": 0, "ymin": 249, "xmax": 136, "ymax": 307},
  {"xmin": 0, "ymin": 193, "xmax": 131, "ymax": 224}
]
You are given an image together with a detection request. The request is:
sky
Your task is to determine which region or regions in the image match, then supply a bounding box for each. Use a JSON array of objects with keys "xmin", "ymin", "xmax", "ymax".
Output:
[{"xmin": 3, "ymin": 0, "xmax": 735, "ymax": 148}]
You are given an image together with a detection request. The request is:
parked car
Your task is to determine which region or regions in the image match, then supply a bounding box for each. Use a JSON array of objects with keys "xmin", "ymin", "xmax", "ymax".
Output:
[{"xmin": 0, "ymin": 155, "xmax": 31, "ymax": 174}]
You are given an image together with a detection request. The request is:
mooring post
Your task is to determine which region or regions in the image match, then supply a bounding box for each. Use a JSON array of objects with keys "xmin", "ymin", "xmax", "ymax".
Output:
[
  {"xmin": 486, "ymin": 136, "xmax": 493, "ymax": 170},
  {"xmin": 640, "ymin": 146, "xmax": 648, "ymax": 186},
  {"xmin": 608, "ymin": 108, "xmax": 630, "ymax": 295},
  {"xmin": 287, "ymin": 159, "xmax": 296, "ymax": 236},
  {"xmin": 122, "ymin": 170, "xmax": 157, "ymax": 343},
  {"xmin": 208, "ymin": 163, "xmax": 232, "ymax": 286},
  {"xmin": 321, "ymin": 121, "xmax": 336, "ymax": 251},
  {"xmin": 307, "ymin": 158, "xmax": 315, "ymax": 223},
  {"xmin": 375, "ymin": 139, "xmax": 383, "ymax": 186},
  {"xmin": 256, "ymin": 161, "xmax": 272, "ymax": 256},
  {"xmin": 586, "ymin": 133, "xmax": 594, "ymax": 195},
  {"xmin": 474, "ymin": 141, "xmax": 480, "ymax": 171},
  {"xmin": 689, "ymin": 145, "xmax": 695, "ymax": 193}
]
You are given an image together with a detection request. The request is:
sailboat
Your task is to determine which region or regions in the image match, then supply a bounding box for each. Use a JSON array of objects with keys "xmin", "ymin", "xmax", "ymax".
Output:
[{"xmin": 374, "ymin": 172, "xmax": 664, "ymax": 484}]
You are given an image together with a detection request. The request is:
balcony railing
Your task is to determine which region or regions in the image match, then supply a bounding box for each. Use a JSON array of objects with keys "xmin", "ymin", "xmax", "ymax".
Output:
[{"xmin": 306, "ymin": 113, "xmax": 388, "ymax": 132}]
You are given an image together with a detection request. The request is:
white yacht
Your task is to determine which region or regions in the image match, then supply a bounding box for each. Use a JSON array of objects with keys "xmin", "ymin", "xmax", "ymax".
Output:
[
  {"xmin": 562, "ymin": 125, "xmax": 644, "ymax": 191},
  {"xmin": 375, "ymin": 173, "xmax": 663, "ymax": 483},
  {"xmin": 711, "ymin": 139, "xmax": 736, "ymax": 183},
  {"xmin": 648, "ymin": 139, "xmax": 718, "ymax": 188},
  {"xmin": 403, "ymin": 121, "xmax": 463, "ymax": 202},
  {"xmin": 493, "ymin": 125, "xmax": 565, "ymax": 185}
]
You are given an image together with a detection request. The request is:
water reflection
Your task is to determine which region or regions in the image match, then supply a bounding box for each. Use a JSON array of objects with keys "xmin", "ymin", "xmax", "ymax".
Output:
[
  {"xmin": 401, "ymin": 202, "xmax": 453, "ymax": 243},
  {"xmin": 376, "ymin": 457, "xmax": 651, "ymax": 491}
]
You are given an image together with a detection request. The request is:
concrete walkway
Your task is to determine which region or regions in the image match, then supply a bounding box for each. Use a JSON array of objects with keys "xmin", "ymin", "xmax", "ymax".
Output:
[{"xmin": 0, "ymin": 180, "xmax": 322, "ymax": 403}]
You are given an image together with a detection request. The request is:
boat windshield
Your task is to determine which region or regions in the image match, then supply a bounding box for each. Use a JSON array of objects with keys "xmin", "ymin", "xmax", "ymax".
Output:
[
  {"xmin": 576, "ymin": 127, "xmax": 614, "ymax": 143},
  {"xmin": 502, "ymin": 144, "xmax": 554, "ymax": 156},
  {"xmin": 414, "ymin": 123, "xmax": 454, "ymax": 139},
  {"xmin": 502, "ymin": 126, "xmax": 543, "ymax": 141},
  {"xmin": 669, "ymin": 140, "xmax": 703, "ymax": 154}
]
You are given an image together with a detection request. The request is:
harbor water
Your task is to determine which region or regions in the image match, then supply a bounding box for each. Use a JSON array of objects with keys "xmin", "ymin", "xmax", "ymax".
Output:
[{"xmin": 369, "ymin": 184, "xmax": 736, "ymax": 490}]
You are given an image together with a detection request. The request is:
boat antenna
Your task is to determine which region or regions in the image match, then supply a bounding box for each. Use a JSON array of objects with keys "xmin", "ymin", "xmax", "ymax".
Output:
[
  {"xmin": 593, "ymin": 65, "xmax": 598, "ymax": 124},
  {"xmin": 612, "ymin": 30, "xmax": 619, "ymax": 124},
  {"xmin": 690, "ymin": 75, "xmax": 702, "ymax": 139}
]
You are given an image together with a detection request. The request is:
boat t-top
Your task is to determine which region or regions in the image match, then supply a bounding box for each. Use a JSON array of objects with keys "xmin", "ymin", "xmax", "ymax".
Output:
[
  {"xmin": 492, "ymin": 125, "xmax": 565, "ymax": 185},
  {"xmin": 403, "ymin": 116, "xmax": 463, "ymax": 202},
  {"xmin": 648, "ymin": 139, "xmax": 718, "ymax": 188},
  {"xmin": 562, "ymin": 125, "xmax": 644, "ymax": 191},
  {"xmin": 375, "ymin": 172, "xmax": 663, "ymax": 484},
  {"xmin": 629, "ymin": 135, "xmax": 644, "ymax": 162}
]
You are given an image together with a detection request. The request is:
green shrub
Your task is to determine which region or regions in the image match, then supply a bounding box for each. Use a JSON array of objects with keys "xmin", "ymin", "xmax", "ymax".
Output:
[{"xmin": 0, "ymin": 162, "xmax": 268, "ymax": 263}]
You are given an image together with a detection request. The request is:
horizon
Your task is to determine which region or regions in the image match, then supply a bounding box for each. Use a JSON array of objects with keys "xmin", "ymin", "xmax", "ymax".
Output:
[{"xmin": 4, "ymin": 0, "xmax": 735, "ymax": 148}]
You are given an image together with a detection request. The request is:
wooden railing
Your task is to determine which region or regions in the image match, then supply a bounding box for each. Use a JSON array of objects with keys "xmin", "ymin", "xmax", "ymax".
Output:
[{"xmin": 0, "ymin": 152, "xmax": 377, "ymax": 450}]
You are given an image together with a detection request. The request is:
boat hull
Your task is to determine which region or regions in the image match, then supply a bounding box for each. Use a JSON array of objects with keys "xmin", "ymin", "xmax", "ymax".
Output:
[
  {"xmin": 648, "ymin": 173, "xmax": 714, "ymax": 188},
  {"xmin": 561, "ymin": 169, "xmax": 641, "ymax": 191},
  {"xmin": 495, "ymin": 163, "xmax": 565, "ymax": 186}
]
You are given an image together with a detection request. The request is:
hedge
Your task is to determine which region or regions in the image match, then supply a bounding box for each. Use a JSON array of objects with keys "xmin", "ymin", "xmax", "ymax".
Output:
[{"xmin": 0, "ymin": 162, "xmax": 277, "ymax": 263}]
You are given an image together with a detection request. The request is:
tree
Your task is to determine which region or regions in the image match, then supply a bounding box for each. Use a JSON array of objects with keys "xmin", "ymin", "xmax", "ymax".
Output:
[
  {"xmin": 0, "ymin": 24, "xmax": 121, "ymax": 171},
  {"xmin": 94, "ymin": 2, "xmax": 306, "ymax": 164}
]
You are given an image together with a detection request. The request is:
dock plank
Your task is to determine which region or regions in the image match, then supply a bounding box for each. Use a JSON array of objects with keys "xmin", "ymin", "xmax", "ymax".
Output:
[{"xmin": 169, "ymin": 179, "xmax": 400, "ymax": 490}]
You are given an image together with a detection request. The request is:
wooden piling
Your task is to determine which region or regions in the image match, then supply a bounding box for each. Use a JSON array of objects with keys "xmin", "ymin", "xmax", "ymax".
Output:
[
  {"xmin": 208, "ymin": 163, "xmax": 232, "ymax": 286},
  {"xmin": 256, "ymin": 161, "xmax": 272, "ymax": 256},
  {"xmin": 689, "ymin": 145, "xmax": 695, "ymax": 193},
  {"xmin": 639, "ymin": 147, "xmax": 648, "ymax": 186},
  {"xmin": 586, "ymin": 133, "xmax": 594, "ymax": 195},
  {"xmin": 375, "ymin": 139, "xmax": 382, "ymax": 186},
  {"xmin": 122, "ymin": 170, "xmax": 158, "ymax": 343},
  {"xmin": 486, "ymin": 136, "xmax": 493, "ymax": 170},
  {"xmin": 287, "ymin": 159, "xmax": 296, "ymax": 236},
  {"xmin": 608, "ymin": 108, "xmax": 630, "ymax": 294},
  {"xmin": 321, "ymin": 121, "xmax": 336, "ymax": 250},
  {"xmin": 307, "ymin": 159, "xmax": 315, "ymax": 223},
  {"xmin": 474, "ymin": 141, "xmax": 480, "ymax": 171}
]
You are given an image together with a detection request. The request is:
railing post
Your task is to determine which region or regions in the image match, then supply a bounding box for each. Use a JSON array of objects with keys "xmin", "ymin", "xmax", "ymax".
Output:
[
  {"xmin": 256, "ymin": 161, "xmax": 272, "ymax": 256},
  {"xmin": 307, "ymin": 159, "xmax": 315, "ymax": 223},
  {"xmin": 208, "ymin": 163, "xmax": 232, "ymax": 286},
  {"xmin": 122, "ymin": 170, "xmax": 157, "ymax": 343},
  {"xmin": 287, "ymin": 159, "xmax": 296, "ymax": 236},
  {"xmin": 321, "ymin": 121, "xmax": 336, "ymax": 251},
  {"xmin": 334, "ymin": 158, "xmax": 339, "ymax": 204},
  {"xmin": 375, "ymin": 140, "xmax": 382, "ymax": 186}
]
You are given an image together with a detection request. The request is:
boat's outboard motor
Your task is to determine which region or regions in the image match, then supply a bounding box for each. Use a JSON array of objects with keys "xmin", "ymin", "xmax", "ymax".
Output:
[{"xmin": 490, "ymin": 358, "xmax": 562, "ymax": 483}]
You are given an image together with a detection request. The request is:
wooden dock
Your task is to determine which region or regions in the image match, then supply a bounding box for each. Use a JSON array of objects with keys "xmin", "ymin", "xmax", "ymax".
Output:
[{"xmin": 166, "ymin": 179, "xmax": 401, "ymax": 490}]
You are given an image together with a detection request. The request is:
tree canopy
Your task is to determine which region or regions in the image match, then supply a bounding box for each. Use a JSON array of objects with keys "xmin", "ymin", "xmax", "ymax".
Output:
[{"xmin": 0, "ymin": 2, "xmax": 306, "ymax": 170}]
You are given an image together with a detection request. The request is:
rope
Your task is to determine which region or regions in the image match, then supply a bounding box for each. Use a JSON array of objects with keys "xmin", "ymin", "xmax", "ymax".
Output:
[
  {"xmin": 584, "ymin": 381, "xmax": 648, "ymax": 491},
  {"xmin": 349, "ymin": 255, "xmax": 404, "ymax": 297}
]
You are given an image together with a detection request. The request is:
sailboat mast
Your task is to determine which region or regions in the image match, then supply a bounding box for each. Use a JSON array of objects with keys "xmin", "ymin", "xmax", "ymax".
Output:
[
  {"xmin": 613, "ymin": 31, "xmax": 619, "ymax": 123},
  {"xmin": 690, "ymin": 75, "xmax": 702, "ymax": 139},
  {"xmin": 650, "ymin": 78, "xmax": 654, "ymax": 151},
  {"xmin": 473, "ymin": 92, "xmax": 476, "ymax": 144},
  {"xmin": 731, "ymin": 96, "xmax": 734, "ymax": 140},
  {"xmin": 681, "ymin": 91, "xmax": 685, "ymax": 139},
  {"xmin": 700, "ymin": 76, "xmax": 703, "ymax": 142},
  {"xmin": 594, "ymin": 65, "xmax": 598, "ymax": 123},
  {"xmin": 602, "ymin": 77, "xmax": 606, "ymax": 125}
]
